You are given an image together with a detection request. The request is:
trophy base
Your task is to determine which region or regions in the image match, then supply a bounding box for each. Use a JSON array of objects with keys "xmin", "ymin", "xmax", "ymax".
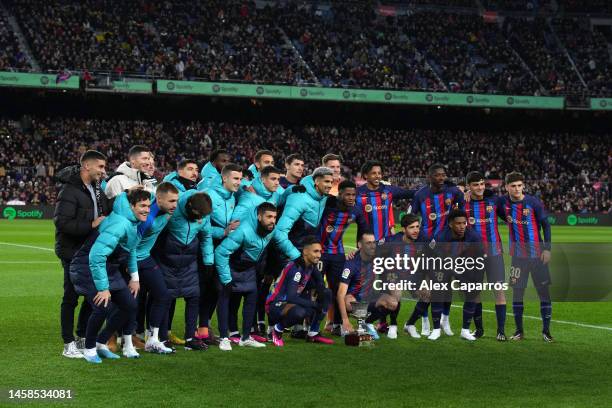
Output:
[{"xmin": 344, "ymin": 332, "xmax": 375, "ymax": 347}]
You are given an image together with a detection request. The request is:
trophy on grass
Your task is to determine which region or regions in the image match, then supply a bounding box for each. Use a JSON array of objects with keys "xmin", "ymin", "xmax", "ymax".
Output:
[{"xmin": 344, "ymin": 301, "xmax": 374, "ymax": 347}]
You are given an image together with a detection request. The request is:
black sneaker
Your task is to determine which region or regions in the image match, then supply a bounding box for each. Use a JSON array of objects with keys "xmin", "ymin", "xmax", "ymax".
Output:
[
  {"xmin": 331, "ymin": 326, "xmax": 342, "ymax": 337},
  {"xmin": 162, "ymin": 341, "xmax": 177, "ymax": 353},
  {"xmin": 496, "ymin": 332, "xmax": 507, "ymax": 342},
  {"xmin": 510, "ymin": 330, "xmax": 524, "ymax": 341},
  {"xmin": 201, "ymin": 334, "xmax": 220, "ymax": 346},
  {"xmin": 542, "ymin": 331, "xmax": 554, "ymax": 343},
  {"xmin": 184, "ymin": 338, "xmax": 208, "ymax": 351},
  {"xmin": 257, "ymin": 322, "xmax": 266, "ymax": 335},
  {"xmin": 471, "ymin": 328, "xmax": 485, "ymax": 339},
  {"xmin": 290, "ymin": 329, "xmax": 308, "ymax": 339}
]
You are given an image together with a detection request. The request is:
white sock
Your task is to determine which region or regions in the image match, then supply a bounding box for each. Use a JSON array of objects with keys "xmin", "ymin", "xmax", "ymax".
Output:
[
  {"xmin": 151, "ymin": 328, "xmax": 160, "ymax": 342},
  {"xmin": 294, "ymin": 324, "xmax": 304, "ymax": 331},
  {"xmin": 84, "ymin": 347, "xmax": 97, "ymax": 357},
  {"xmin": 96, "ymin": 342, "xmax": 108, "ymax": 350},
  {"xmin": 307, "ymin": 331, "xmax": 318, "ymax": 337},
  {"xmin": 229, "ymin": 331, "xmax": 239, "ymax": 337},
  {"xmin": 123, "ymin": 334, "xmax": 133, "ymax": 349}
]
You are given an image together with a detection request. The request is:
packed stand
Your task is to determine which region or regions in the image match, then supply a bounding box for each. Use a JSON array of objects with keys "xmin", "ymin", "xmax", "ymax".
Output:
[
  {"xmin": 280, "ymin": 2, "xmax": 446, "ymax": 90},
  {"xmin": 0, "ymin": 116, "xmax": 609, "ymax": 213},
  {"xmin": 0, "ymin": 11, "xmax": 30, "ymax": 71},
  {"xmin": 552, "ymin": 18, "xmax": 612, "ymax": 97},
  {"xmin": 504, "ymin": 17, "xmax": 585, "ymax": 96},
  {"xmin": 405, "ymin": 11, "xmax": 539, "ymax": 95},
  {"xmin": 481, "ymin": 0, "xmax": 554, "ymax": 12},
  {"xmin": 380, "ymin": 0, "xmax": 476, "ymax": 7},
  {"xmin": 6, "ymin": 0, "xmax": 313, "ymax": 84},
  {"xmin": 556, "ymin": 0, "xmax": 612, "ymax": 14}
]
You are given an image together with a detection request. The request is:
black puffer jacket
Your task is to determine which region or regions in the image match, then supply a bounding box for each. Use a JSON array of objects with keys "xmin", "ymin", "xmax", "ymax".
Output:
[{"xmin": 54, "ymin": 165, "xmax": 111, "ymax": 260}]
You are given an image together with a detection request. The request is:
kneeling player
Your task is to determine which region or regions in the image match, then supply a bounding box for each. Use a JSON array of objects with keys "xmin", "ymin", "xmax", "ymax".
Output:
[
  {"xmin": 427, "ymin": 209, "xmax": 483, "ymax": 341},
  {"xmin": 69, "ymin": 189, "xmax": 150, "ymax": 363},
  {"xmin": 215, "ymin": 202, "xmax": 296, "ymax": 351},
  {"xmin": 387, "ymin": 214, "xmax": 430, "ymax": 338},
  {"xmin": 266, "ymin": 237, "xmax": 333, "ymax": 346},
  {"xmin": 337, "ymin": 232, "xmax": 400, "ymax": 340}
]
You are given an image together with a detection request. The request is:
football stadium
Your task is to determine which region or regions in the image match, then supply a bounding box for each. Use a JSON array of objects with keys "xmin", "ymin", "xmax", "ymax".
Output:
[{"xmin": 0, "ymin": 1, "xmax": 611, "ymax": 407}]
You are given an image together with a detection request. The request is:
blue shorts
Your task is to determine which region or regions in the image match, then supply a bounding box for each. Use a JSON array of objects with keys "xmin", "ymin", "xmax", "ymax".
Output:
[
  {"xmin": 484, "ymin": 254, "xmax": 506, "ymax": 283},
  {"xmin": 510, "ymin": 257, "xmax": 551, "ymax": 289}
]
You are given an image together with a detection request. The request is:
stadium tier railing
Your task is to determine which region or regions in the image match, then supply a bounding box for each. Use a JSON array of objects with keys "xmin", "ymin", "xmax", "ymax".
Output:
[{"xmin": 2, "ymin": 70, "xmax": 612, "ymax": 111}]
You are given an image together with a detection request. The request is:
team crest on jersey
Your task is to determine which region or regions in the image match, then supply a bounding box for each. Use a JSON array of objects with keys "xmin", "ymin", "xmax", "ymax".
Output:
[
  {"xmin": 365, "ymin": 204, "xmax": 373, "ymax": 213},
  {"xmin": 293, "ymin": 272, "xmax": 301, "ymax": 282},
  {"xmin": 326, "ymin": 225, "xmax": 334, "ymax": 233},
  {"xmin": 429, "ymin": 213, "xmax": 437, "ymax": 221},
  {"xmin": 341, "ymin": 268, "xmax": 350, "ymax": 279},
  {"xmin": 506, "ymin": 216, "xmax": 513, "ymax": 223},
  {"xmin": 486, "ymin": 205, "xmax": 494, "ymax": 213},
  {"xmin": 381, "ymin": 193, "xmax": 388, "ymax": 201},
  {"xmin": 522, "ymin": 208, "xmax": 530, "ymax": 216},
  {"xmin": 469, "ymin": 217, "xmax": 476, "ymax": 225},
  {"xmin": 445, "ymin": 198, "xmax": 452, "ymax": 206}
]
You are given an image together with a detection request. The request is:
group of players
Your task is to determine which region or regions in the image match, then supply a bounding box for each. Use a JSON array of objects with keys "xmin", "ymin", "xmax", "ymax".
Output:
[{"xmin": 55, "ymin": 145, "xmax": 553, "ymax": 363}]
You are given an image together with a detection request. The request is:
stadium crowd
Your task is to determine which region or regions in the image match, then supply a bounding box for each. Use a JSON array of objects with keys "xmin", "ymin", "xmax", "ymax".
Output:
[
  {"xmin": 1, "ymin": 1, "xmax": 611, "ymax": 97},
  {"xmin": 0, "ymin": 117, "xmax": 609, "ymax": 213},
  {"xmin": 0, "ymin": 12, "xmax": 29, "ymax": 71}
]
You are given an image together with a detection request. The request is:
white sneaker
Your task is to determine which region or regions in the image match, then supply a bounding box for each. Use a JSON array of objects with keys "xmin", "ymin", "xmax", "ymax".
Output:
[
  {"xmin": 122, "ymin": 346, "xmax": 140, "ymax": 359},
  {"xmin": 428, "ymin": 328, "xmax": 441, "ymax": 341},
  {"xmin": 404, "ymin": 324, "xmax": 421, "ymax": 338},
  {"xmin": 145, "ymin": 338, "xmax": 173, "ymax": 354},
  {"xmin": 219, "ymin": 337, "xmax": 232, "ymax": 351},
  {"xmin": 387, "ymin": 325, "xmax": 398, "ymax": 339},
  {"xmin": 239, "ymin": 336, "xmax": 266, "ymax": 348},
  {"xmin": 441, "ymin": 314, "xmax": 454, "ymax": 336},
  {"xmin": 421, "ymin": 317, "xmax": 431, "ymax": 336},
  {"xmin": 460, "ymin": 329, "xmax": 476, "ymax": 341},
  {"xmin": 62, "ymin": 341, "xmax": 84, "ymax": 359}
]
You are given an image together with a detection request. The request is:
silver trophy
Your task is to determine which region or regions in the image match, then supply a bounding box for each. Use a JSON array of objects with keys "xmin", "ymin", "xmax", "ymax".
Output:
[{"xmin": 345, "ymin": 301, "xmax": 374, "ymax": 347}]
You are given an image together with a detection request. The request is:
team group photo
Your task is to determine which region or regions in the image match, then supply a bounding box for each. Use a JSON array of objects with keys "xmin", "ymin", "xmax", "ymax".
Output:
[{"xmin": 0, "ymin": 0, "xmax": 611, "ymax": 406}]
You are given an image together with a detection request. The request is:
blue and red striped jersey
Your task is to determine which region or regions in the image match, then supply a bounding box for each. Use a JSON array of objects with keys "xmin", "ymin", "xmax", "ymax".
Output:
[
  {"xmin": 340, "ymin": 252, "xmax": 376, "ymax": 301},
  {"xmin": 266, "ymin": 259, "xmax": 322, "ymax": 307},
  {"xmin": 317, "ymin": 197, "xmax": 368, "ymax": 255},
  {"xmin": 464, "ymin": 197, "xmax": 503, "ymax": 256},
  {"xmin": 355, "ymin": 184, "xmax": 414, "ymax": 242},
  {"xmin": 497, "ymin": 194, "xmax": 550, "ymax": 258},
  {"xmin": 410, "ymin": 185, "xmax": 465, "ymax": 240},
  {"xmin": 431, "ymin": 226, "xmax": 483, "ymax": 257}
]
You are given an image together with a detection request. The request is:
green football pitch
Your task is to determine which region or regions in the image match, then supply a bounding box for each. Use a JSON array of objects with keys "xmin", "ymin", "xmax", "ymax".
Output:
[{"xmin": 0, "ymin": 220, "xmax": 611, "ymax": 407}]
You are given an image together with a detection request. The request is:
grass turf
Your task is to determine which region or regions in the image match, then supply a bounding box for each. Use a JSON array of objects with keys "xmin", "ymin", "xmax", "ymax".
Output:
[{"xmin": 0, "ymin": 220, "xmax": 611, "ymax": 407}]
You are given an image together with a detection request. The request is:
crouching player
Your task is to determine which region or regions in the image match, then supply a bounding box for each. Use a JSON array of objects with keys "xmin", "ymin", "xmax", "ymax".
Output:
[
  {"xmin": 386, "ymin": 214, "xmax": 430, "ymax": 339},
  {"xmin": 69, "ymin": 189, "xmax": 151, "ymax": 363},
  {"xmin": 155, "ymin": 190, "xmax": 214, "ymax": 351},
  {"xmin": 266, "ymin": 237, "xmax": 333, "ymax": 346},
  {"xmin": 215, "ymin": 202, "xmax": 296, "ymax": 351},
  {"xmin": 337, "ymin": 232, "xmax": 400, "ymax": 340},
  {"xmin": 427, "ymin": 209, "xmax": 484, "ymax": 341}
]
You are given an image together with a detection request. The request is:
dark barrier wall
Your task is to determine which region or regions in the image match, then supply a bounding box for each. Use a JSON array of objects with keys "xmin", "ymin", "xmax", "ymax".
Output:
[
  {"xmin": 1, "ymin": 205, "xmax": 54, "ymax": 220},
  {"xmin": 395, "ymin": 210, "xmax": 612, "ymax": 227},
  {"xmin": 1, "ymin": 206, "xmax": 610, "ymax": 226}
]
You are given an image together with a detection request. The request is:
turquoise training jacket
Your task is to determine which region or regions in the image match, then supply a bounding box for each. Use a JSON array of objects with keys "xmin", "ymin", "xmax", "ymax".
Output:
[
  {"xmin": 88, "ymin": 191, "xmax": 140, "ymax": 291},
  {"xmin": 166, "ymin": 189, "xmax": 214, "ymax": 265}
]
